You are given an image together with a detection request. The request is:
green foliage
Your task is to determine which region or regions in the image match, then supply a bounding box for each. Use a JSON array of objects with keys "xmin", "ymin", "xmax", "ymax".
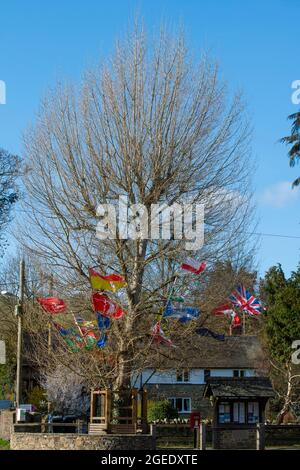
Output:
[
  {"xmin": 262, "ymin": 265, "xmax": 300, "ymax": 364},
  {"xmin": 0, "ymin": 364, "xmax": 14, "ymax": 400},
  {"xmin": 0, "ymin": 439, "xmax": 10, "ymax": 450},
  {"xmin": 27, "ymin": 386, "xmax": 47, "ymax": 411},
  {"xmin": 280, "ymin": 111, "xmax": 300, "ymax": 187},
  {"xmin": 148, "ymin": 400, "xmax": 179, "ymax": 422}
]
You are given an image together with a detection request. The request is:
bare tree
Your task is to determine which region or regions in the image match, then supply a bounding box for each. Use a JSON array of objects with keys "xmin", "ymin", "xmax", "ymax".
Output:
[{"xmin": 19, "ymin": 23, "xmax": 255, "ymax": 389}]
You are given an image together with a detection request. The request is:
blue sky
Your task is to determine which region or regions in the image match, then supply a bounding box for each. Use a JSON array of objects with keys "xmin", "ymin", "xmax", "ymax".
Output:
[{"xmin": 0, "ymin": 0, "xmax": 299, "ymax": 277}]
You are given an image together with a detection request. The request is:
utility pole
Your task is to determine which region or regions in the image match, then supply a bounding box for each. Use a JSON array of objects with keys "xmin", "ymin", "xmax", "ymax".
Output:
[
  {"xmin": 47, "ymin": 274, "xmax": 54, "ymax": 414},
  {"xmin": 15, "ymin": 258, "xmax": 25, "ymax": 408},
  {"xmin": 48, "ymin": 274, "xmax": 54, "ymax": 353}
]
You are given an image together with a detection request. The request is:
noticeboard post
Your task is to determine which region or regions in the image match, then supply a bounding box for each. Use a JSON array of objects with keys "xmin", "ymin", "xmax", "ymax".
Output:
[{"xmin": 190, "ymin": 411, "xmax": 201, "ymax": 449}]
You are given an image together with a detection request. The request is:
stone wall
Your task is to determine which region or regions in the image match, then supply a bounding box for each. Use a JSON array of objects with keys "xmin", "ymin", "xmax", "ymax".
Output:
[
  {"xmin": 10, "ymin": 432, "xmax": 156, "ymax": 450},
  {"xmin": 146, "ymin": 384, "xmax": 212, "ymax": 418},
  {"xmin": 0, "ymin": 410, "xmax": 15, "ymax": 440},
  {"xmin": 212, "ymin": 425, "xmax": 258, "ymax": 450},
  {"xmin": 265, "ymin": 425, "xmax": 300, "ymax": 446}
]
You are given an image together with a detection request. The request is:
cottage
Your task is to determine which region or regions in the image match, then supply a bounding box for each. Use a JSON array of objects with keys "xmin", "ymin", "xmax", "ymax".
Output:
[{"xmin": 134, "ymin": 335, "xmax": 268, "ymax": 419}]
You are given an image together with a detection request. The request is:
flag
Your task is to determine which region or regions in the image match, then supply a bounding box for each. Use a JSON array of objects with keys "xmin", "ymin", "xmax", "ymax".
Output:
[
  {"xmin": 170, "ymin": 296, "xmax": 185, "ymax": 303},
  {"xmin": 231, "ymin": 312, "xmax": 241, "ymax": 327},
  {"xmin": 195, "ymin": 327, "xmax": 225, "ymax": 341},
  {"xmin": 151, "ymin": 321, "xmax": 173, "ymax": 347},
  {"xmin": 229, "ymin": 284, "xmax": 262, "ymax": 316},
  {"xmin": 96, "ymin": 312, "xmax": 111, "ymax": 330},
  {"xmin": 75, "ymin": 317, "xmax": 97, "ymax": 330},
  {"xmin": 80, "ymin": 328, "xmax": 99, "ymax": 350},
  {"xmin": 96, "ymin": 333, "xmax": 108, "ymax": 349},
  {"xmin": 211, "ymin": 304, "xmax": 234, "ymax": 316},
  {"xmin": 180, "ymin": 258, "xmax": 206, "ymax": 275},
  {"xmin": 92, "ymin": 293, "xmax": 124, "ymax": 318},
  {"xmin": 163, "ymin": 301, "xmax": 200, "ymax": 323},
  {"xmin": 89, "ymin": 268, "xmax": 127, "ymax": 292},
  {"xmin": 37, "ymin": 297, "xmax": 67, "ymax": 314},
  {"xmin": 54, "ymin": 323, "xmax": 82, "ymax": 352}
]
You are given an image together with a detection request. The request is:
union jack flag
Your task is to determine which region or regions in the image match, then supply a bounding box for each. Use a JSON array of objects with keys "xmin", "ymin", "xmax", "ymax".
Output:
[{"xmin": 229, "ymin": 284, "xmax": 262, "ymax": 316}]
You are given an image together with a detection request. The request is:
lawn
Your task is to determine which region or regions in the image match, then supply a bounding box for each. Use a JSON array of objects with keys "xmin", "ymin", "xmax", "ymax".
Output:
[{"xmin": 0, "ymin": 439, "xmax": 10, "ymax": 450}]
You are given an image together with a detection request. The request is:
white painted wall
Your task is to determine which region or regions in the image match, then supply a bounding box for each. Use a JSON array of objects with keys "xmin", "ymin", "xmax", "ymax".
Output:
[{"xmin": 132, "ymin": 367, "xmax": 255, "ymax": 385}]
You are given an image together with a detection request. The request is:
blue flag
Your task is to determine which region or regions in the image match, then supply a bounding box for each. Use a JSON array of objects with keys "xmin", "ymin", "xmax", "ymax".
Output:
[
  {"xmin": 163, "ymin": 301, "xmax": 200, "ymax": 323},
  {"xmin": 96, "ymin": 333, "xmax": 108, "ymax": 348},
  {"xmin": 96, "ymin": 312, "xmax": 111, "ymax": 329}
]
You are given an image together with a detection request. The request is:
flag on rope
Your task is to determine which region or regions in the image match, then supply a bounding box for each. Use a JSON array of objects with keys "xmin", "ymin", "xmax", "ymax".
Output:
[
  {"xmin": 75, "ymin": 317, "xmax": 97, "ymax": 330},
  {"xmin": 170, "ymin": 296, "xmax": 185, "ymax": 303},
  {"xmin": 80, "ymin": 328, "xmax": 99, "ymax": 350},
  {"xmin": 195, "ymin": 327, "xmax": 225, "ymax": 342},
  {"xmin": 89, "ymin": 268, "xmax": 127, "ymax": 292},
  {"xmin": 37, "ymin": 297, "xmax": 67, "ymax": 314},
  {"xmin": 96, "ymin": 333, "xmax": 108, "ymax": 349},
  {"xmin": 54, "ymin": 323, "xmax": 82, "ymax": 352},
  {"xmin": 151, "ymin": 321, "xmax": 173, "ymax": 347},
  {"xmin": 211, "ymin": 304, "xmax": 234, "ymax": 316},
  {"xmin": 92, "ymin": 293, "xmax": 124, "ymax": 318},
  {"xmin": 180, "ymin": 258, "xmax": 206, "ymax": 275},
  {"xmin": 96, "ymin": 312, "xmax": 111, "ymax": 330},
  {"xmin": 231, "ymin": 311, "xmax": 242, "ymax": 328},
  {"xmin": 163, "ymin": 301, "xmax": 200, "ymax": 323},
  {"xmin": 229, "ymin": 284, "xmax": 262, "ymax": 316}
]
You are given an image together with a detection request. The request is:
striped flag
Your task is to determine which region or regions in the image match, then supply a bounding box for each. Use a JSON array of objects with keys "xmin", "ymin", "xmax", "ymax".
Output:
[{"xmin": 89, "ymin": 268, "xmax": 127, "ymax": 292}]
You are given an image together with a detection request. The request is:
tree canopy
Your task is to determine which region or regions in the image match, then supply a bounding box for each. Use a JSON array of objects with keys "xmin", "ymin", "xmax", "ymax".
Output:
[{"xmin": 0, "ymin": 148, "xmax": 19, "ymax": 256}]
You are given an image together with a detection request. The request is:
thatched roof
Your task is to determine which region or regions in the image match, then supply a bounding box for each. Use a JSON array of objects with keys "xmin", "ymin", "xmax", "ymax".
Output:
[
  {"xmin": 147, "ymin": 335, "xmax": 266, "ymax": 370},
  {"xmin": 203, "ymin": 376, "xmax": 275, "ymax": 398}
]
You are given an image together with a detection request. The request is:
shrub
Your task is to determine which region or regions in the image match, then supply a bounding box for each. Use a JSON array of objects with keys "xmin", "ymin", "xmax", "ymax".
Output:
[
  {"xmin": 27, "ymin": 386, "xmax": 47, "ymax": 411},
  {"xmin": 148, "ymin": 400, "xmax": 178, "ymax": 422}
]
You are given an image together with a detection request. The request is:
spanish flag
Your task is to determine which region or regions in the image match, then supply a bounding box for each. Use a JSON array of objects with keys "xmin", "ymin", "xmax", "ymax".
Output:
[{"xmin": 88, "ymin": 268, "xmax": 127, "ymax": 292}]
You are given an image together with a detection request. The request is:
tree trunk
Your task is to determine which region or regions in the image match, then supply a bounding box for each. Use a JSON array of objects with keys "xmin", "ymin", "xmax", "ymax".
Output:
[{"xmin": 276, "ymin": 364, "xmax": 293, "ymax": 424}]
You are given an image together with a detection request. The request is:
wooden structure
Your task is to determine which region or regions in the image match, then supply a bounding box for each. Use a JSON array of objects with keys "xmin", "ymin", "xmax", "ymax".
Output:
[
  {"xmin": 89, "ymin": 388, "xmax": 148, "ymax": 435},
  {"xmin": 203, "ymin": 376, "xmax": 274, "ymax": 426}
]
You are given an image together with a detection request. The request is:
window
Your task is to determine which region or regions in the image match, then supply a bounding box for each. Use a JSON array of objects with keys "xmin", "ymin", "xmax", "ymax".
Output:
[
  {"xmin": 233, "ymin": 402, "xmax": 246, "ymax": 423},
  {"xmin": 169, "ymin": 397, "xmax": 191, "ymax": 413},
  {"xmin": 233, "ymin": 369, "xmax": 245, "ymax": 378},
  {"xmin": 247, "ymin": 402, "xmax": 260, "ymax": 423},
  {"xmin": 176, "ymin": 370, "xmax": 190, "ymax": 383},
  {"xmin": 204, "ymin": 369, "xmax": 210, "ymax": 383},
  {"xmin": 218, "ymin": 403, "xmax": 231, "ymax": 423}
]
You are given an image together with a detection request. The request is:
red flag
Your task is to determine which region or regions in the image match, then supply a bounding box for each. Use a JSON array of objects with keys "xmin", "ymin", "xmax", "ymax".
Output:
[
  {"xmin": 232, "ymin": 312, "xmax": 241, "ymax": 327},
  {"xmin": 180, "ymin": 258, "xmax": 206, "ymax": 275},
  {"xmin": 151, "ymin": 321, "xmax": 173, "ymax": 347},
  {"xmin": 91, "ymin": 293, "xmax": 124, "ymax": 319},
  {"xmin": 211, "ymin": 304, "xmax": 234, "ymax": 316},
  {"xmin": 37, "ymin": 297, "xmax": 67, "ymax": 314}
]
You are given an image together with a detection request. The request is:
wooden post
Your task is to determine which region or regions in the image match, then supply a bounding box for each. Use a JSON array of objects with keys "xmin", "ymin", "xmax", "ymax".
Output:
[
  {"xmin": 106, "ymin": 389, "xmax": 111, "ymax": 432},
  {"xmin": 199, "ymin": 422, "xmax": 206, "ymax": 450},
  {"xmin": 256, "ymin": 423, "xmax": 265, "ymax": 450},
  {"xmin": 141, "ymin": 389, "xmax": 148, "ymax": 433},
  {"xmin": 47, "ymin": 274, "xmax": 54, "ymax": 414},
  {"xmin": 15, "ymin": 259, "xmax": 25, "ymax": 408}
]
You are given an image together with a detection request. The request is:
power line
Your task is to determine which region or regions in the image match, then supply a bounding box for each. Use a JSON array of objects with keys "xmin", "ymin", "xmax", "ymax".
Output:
[{"xmin": 247, "ymin": 232, "xmax": 300, "ymax": 240}]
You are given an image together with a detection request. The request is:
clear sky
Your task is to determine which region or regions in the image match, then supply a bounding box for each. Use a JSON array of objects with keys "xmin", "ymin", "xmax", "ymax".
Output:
[{"xmin": 0, "ymin": 0, "xmax": 299, "ymax": 278}]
